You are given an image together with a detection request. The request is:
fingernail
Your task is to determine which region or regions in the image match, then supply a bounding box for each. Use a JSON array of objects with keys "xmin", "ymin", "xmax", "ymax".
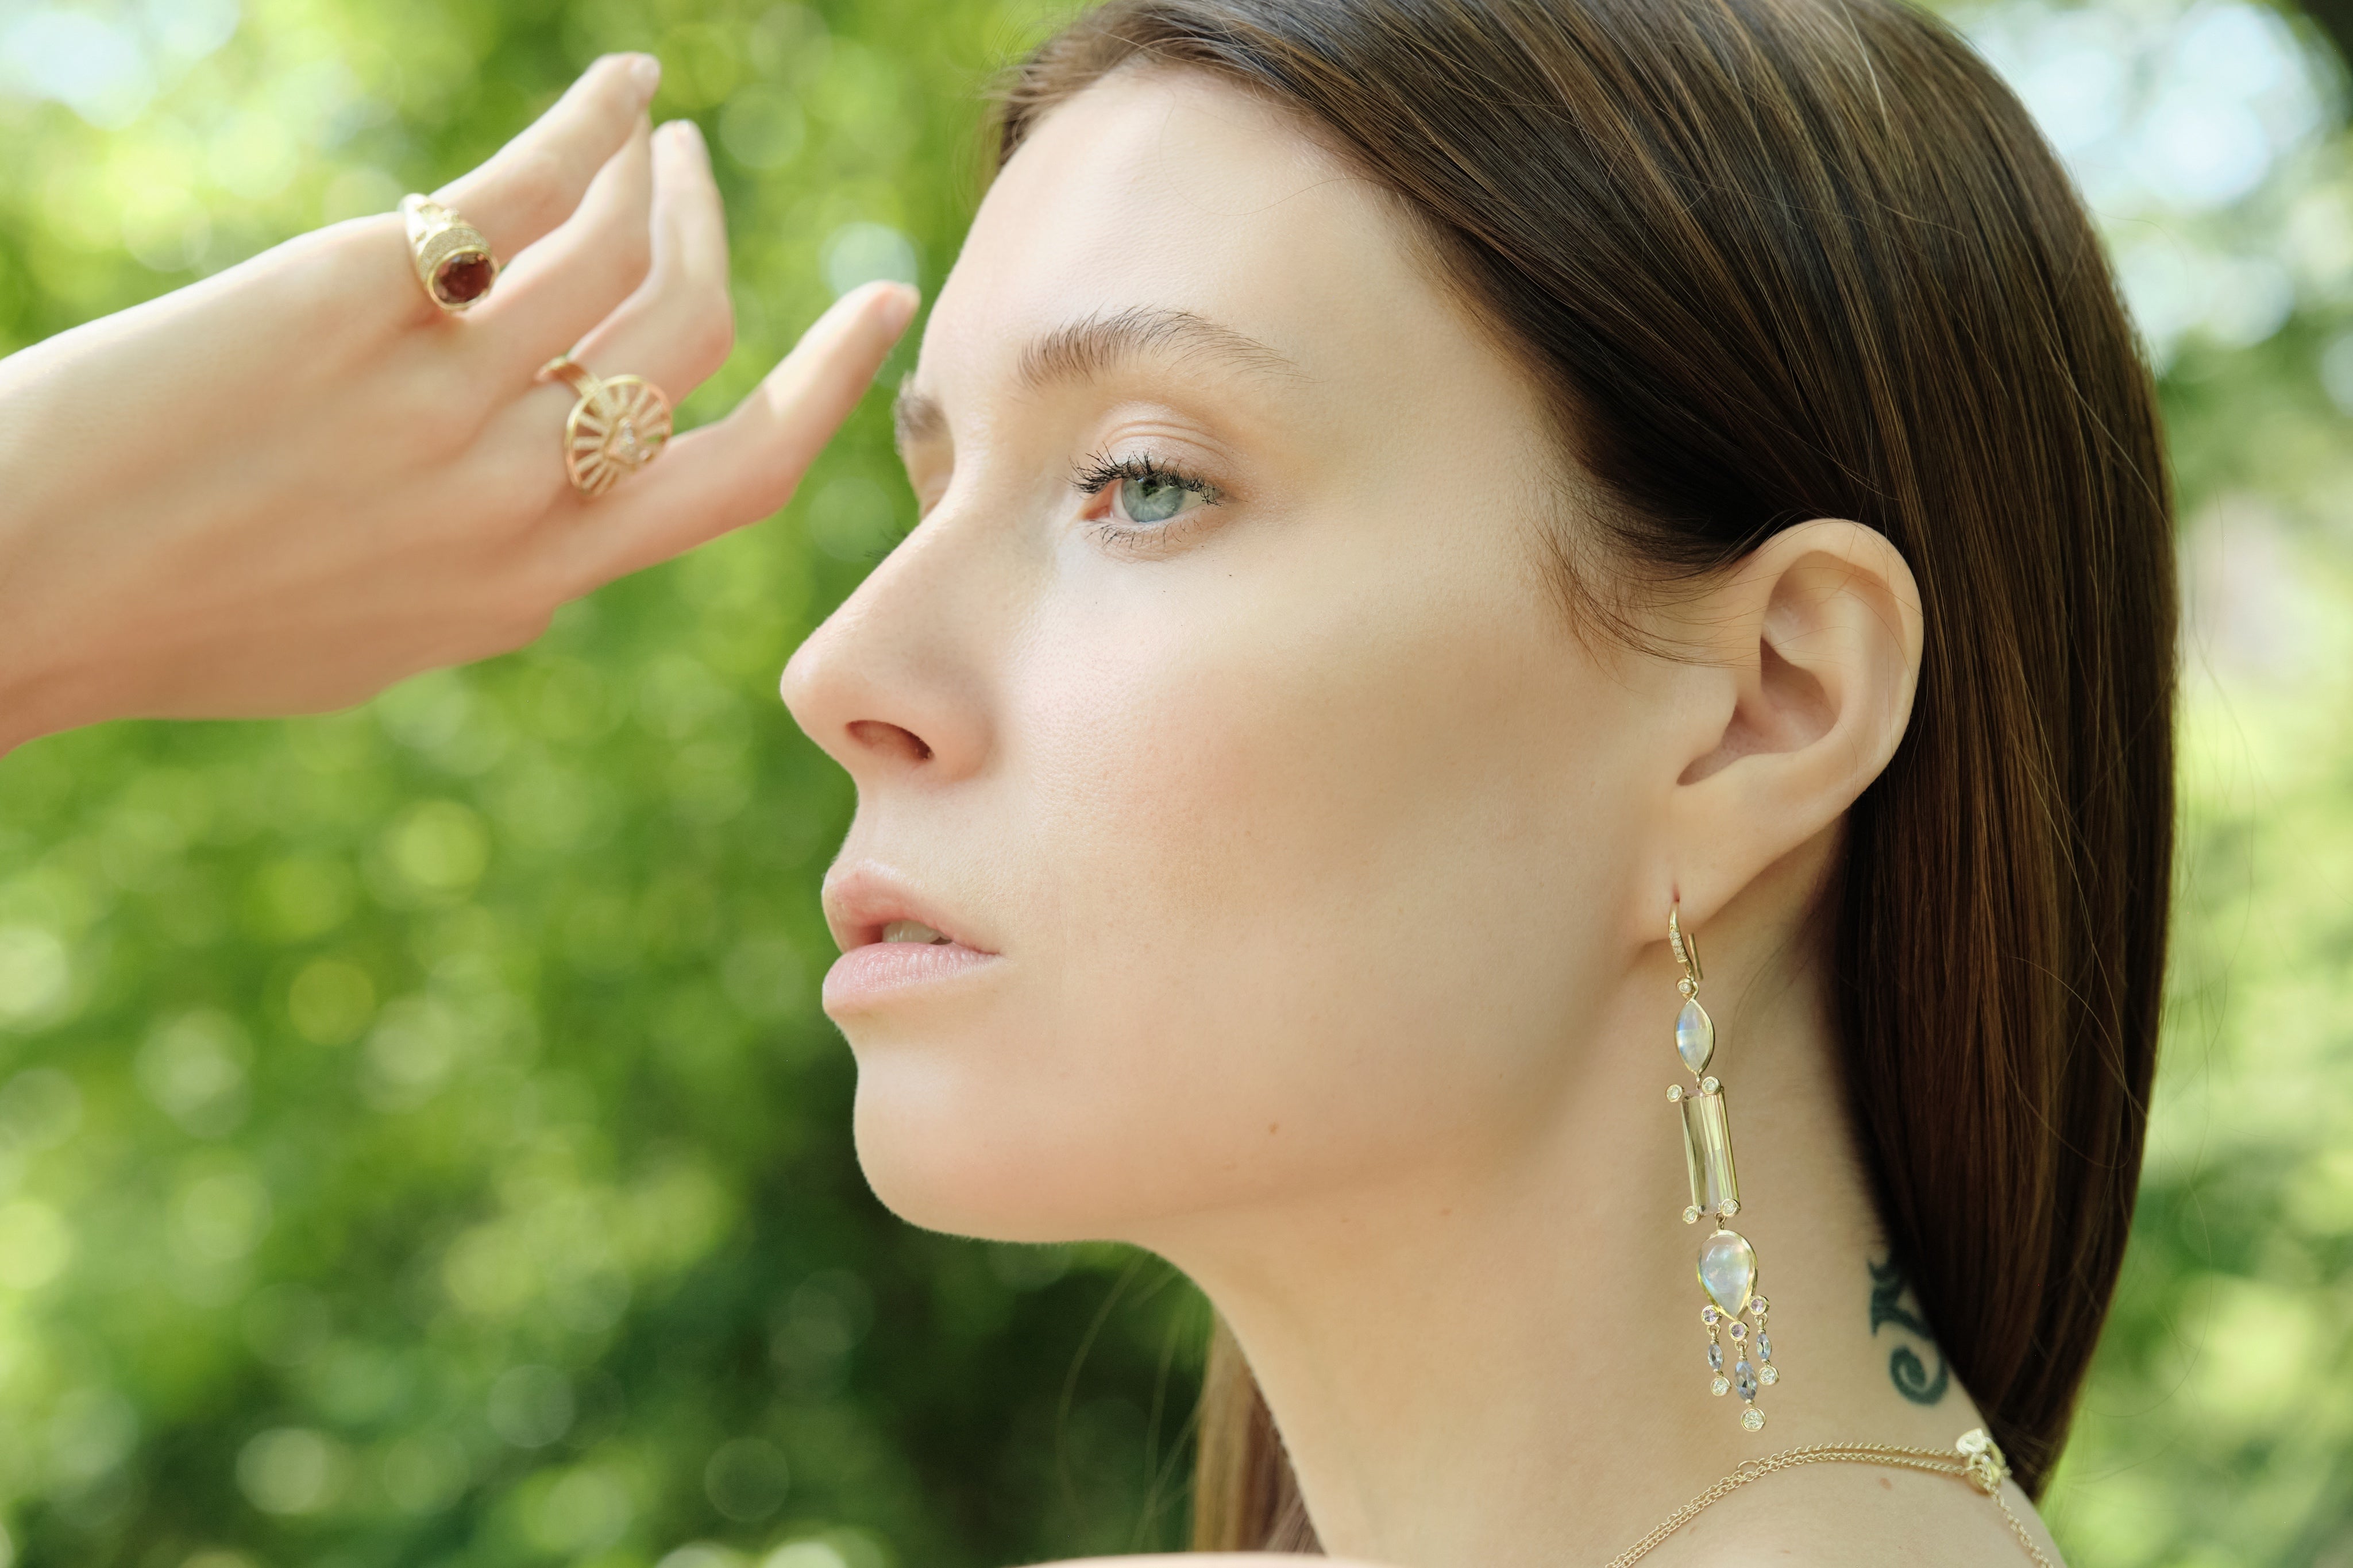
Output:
[
  {"xmin": 672, "ymin": 118, "xmax": 708, "ymax": 160},
  {"xmin": 878, "ymin": 283, "xmax": 920, "ymax": 336},
  {"xmin": 630, "ymin": 53, "xmax": 662, "ymax": 98}
]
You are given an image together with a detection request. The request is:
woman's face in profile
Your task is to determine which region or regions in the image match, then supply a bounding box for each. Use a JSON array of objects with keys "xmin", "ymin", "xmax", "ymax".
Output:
[{"xmin": 784, "ymin": 69, "xmax": 1667, "ymax": 1249}]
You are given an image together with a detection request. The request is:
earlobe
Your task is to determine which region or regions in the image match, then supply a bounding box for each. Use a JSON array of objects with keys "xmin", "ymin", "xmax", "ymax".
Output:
[{"xmin": 1660, "ymin": 519, "xmax": 1923, "ymax": 924}]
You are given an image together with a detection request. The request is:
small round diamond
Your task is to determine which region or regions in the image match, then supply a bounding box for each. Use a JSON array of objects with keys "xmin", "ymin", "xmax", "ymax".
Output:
[
  {"xmin": 1711, "ymin": 1375, "xmax": 1730, "ymax": 1397},
  {"xmin": 1748, "ymin": 1295, "xmax": 1769, "ymax": 1316},
  {"xmin": 1700, "ymin": 1306, "xmax": 1719, "ymax": 1326},
  {"xmin": 1727, "ymin": 1320, "xmax": 1746, "ymax": 1341},
  {"xmin": 1682, "ymin": 1204, "xmax": 1702, "ymax": 1225},
  {"xmin": 1667, "ymin": 1083, "xmax": 1684, "ymax": 1102},
  {"xmin": 1700, "ymin": 1075, "xmax": 1720, "ymax": 1094},
  {"xmin": 1717, "ymin": 1198, "xmax": 1739, "ymax": 1218},
  {"xmin": 1679, "ymin": 977, "xmax": 1696, "ymax": 997},
  {"xmin": 1741, "ymin": 1407, "xmax": 1764, "ymax": 1431},
  {"xmin": 1760, "ymin": 1364, "xmax": 1779, "ymax": 1385}
]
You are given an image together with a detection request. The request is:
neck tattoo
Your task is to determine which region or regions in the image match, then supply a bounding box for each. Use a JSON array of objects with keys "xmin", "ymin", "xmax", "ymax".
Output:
[{"xmin": 1868, "ymin": 1254, "xmax": 1951, "ymax": 1406}]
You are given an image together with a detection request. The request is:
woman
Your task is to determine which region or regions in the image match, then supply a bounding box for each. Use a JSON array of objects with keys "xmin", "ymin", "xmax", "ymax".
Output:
[
  {"xmin": 0, "ymin": 1, "xmax": 2170, "ymax": 1563},
  {"xmin": 782, "ymin": 0, "xmax": 2170, "ymax": 1564}
]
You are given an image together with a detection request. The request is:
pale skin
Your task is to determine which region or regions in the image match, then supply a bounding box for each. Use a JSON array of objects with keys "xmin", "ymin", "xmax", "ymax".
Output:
[
  {"xmin": 784, "ymin": 70, "xmax": 2066, "ymax": 1568},
  {"xmin": 0, "ymin": 47, "xmax": 2060, "ymax": 1568},
  {"xmin": 0, "ymin": 53, "xmax": 913, "ymax": 752}
]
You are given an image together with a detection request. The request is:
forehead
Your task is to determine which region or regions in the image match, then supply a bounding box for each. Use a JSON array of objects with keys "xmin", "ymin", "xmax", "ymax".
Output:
[{"xmin": 919, "ymin": 69, "xmax": 1448, "ymax": 391}]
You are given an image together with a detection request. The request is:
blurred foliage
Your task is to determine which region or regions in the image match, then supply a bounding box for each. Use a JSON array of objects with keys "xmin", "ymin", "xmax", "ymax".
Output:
[{"xmin": 1, "ymin": 0, "xmax": 2352, "ymax": 1566}]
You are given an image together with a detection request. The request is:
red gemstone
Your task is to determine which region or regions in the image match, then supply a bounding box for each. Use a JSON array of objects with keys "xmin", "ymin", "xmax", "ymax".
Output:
[{"xmin": 433, "ymin": 252, "xmax": 495, "ymax": 306}]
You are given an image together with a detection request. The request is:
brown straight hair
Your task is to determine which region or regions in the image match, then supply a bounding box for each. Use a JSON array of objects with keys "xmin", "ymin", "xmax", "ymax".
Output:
[{"xmin": 996, "ymin": 0, "xmax": 2176, "ymax": 1544}]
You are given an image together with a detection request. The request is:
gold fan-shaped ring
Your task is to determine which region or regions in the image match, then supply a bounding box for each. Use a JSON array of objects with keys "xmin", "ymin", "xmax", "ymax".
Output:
[{"xmin": 539, "ymin": 356, "xmax": 674, "ymax": 498}]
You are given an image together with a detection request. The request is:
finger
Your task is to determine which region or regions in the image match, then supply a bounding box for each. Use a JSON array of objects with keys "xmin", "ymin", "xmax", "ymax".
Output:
[
  {"xmin": 472, "ymin": 117, "xmax": 657, "ymax": 373},
  {"xmin": 562, "ymin": 121, "xmax": 734, "ymax": 397},
  {"xmin": 434, "ymin": 52, "xmax": 662, "ymax": 261},
  {"xmin": 561, "ymin": 281, "xmax": 921, "ymax": 586}
]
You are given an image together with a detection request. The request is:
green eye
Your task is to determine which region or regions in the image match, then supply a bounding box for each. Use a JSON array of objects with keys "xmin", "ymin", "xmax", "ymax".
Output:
[
  {"xmin": 1077, "ymin": 452, "xmax": 1222, "ymax": 533},
  {"xmin": 1118, "ymin": 474, "xmax": 1199, "ymax": 524}
]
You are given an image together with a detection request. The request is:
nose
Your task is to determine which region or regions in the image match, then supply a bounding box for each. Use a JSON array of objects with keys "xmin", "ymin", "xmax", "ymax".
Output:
[{"xmin": 781, "ymin": 526, "xmax": 995, "ymax": 786}]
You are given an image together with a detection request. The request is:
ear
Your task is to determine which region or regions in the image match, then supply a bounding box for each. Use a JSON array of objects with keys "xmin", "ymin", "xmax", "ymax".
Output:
[{"xmin": 1657, "ymin": 518, "xmax": 1923, "ymax": 926}]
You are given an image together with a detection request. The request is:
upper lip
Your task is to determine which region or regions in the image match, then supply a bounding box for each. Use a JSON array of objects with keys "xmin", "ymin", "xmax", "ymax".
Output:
[{"xmin": 821, "ymin": 863, "xmax": 994, "ymax": 955}]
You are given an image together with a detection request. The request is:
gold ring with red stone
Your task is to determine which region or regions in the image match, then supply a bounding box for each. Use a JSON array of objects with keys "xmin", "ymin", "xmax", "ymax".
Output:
[
  {"xmin": 400, "ymin": 194, "xmax": 498, "ymax": 313},
  {"xmin": 538, "ymin": 356, "xmax": 674, "ymax": 497}
]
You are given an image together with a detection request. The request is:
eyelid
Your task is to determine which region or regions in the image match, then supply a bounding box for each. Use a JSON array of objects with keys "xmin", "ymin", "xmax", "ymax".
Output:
[
  {"xmin": 1069, "ymin": 447, "xmax": 1230, "ymax": 557},
  {"xmin": 1070, "ymin": 449, "xmax": 1226, "ymax": 508}
]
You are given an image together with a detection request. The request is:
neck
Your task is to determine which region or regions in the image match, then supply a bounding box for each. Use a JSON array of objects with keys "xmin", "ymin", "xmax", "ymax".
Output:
[{"xmin": 1143, "ymin": 937, "xmax": 1985, "ymax": 1567}]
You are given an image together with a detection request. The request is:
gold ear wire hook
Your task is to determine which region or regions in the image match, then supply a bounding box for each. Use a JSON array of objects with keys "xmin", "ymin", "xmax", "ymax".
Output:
[{"xmin": 1669, "ymin": 904, "xmax": 1703, "ymax": 986}]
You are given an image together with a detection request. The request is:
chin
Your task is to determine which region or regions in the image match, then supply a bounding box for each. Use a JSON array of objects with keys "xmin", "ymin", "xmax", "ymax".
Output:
[{"xmin": 847, "ymin": 1055, "xmax": 1126, "ymax": 1244}]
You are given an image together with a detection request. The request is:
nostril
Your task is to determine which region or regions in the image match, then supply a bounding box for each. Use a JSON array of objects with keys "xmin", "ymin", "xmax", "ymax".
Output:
[{"xmin": 846, "ymin": 719, "xmax": 933, "ymax": 764}]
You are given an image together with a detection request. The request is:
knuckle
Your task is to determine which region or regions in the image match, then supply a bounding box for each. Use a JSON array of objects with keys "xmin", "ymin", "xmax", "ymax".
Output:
[
  {"xmin": 502, "ymin": 148, "xmax": 574, "ymax": 233},
  {"xmin": 483, "ymin": 447, "xmax": 570, "ymax": 521},
  {"xmin": 608, "ymin": 225, "xmax": 655, "ymax": 292},
  {"xmin": 403, "ymin": 370, "xmax": 501, "ymax": 461},
  {"xmin": 392, "ymin": 390, "xmax": 467, "ymax": 464},
  {"xmin": 279, "ymin": 221, "xmax": 408, "ymax": 333},
  {"xmin": 685, "ymin": 292, "xmax": 737, "ymax": 380}
]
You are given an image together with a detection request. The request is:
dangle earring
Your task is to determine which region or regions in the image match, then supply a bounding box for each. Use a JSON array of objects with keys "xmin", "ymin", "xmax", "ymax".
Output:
[{"xmin": 1665, "ymin": 904, "xmax": 1778, "ymax": 1431}]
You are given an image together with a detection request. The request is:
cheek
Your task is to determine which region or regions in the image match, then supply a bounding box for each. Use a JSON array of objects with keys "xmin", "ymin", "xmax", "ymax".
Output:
[{"xmin": 851, "ymin": 540, "xmax": 1646, "ymax": 1242}]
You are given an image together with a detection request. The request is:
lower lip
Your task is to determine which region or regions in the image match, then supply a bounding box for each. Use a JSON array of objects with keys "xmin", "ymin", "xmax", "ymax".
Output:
[{"xmin": 823, "ymin": 941, "xmax": 999, "ymax": 1010}]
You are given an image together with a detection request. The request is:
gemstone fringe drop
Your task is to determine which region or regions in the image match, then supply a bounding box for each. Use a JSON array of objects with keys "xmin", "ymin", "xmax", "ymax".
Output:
[{"xmin": 1669, "ymin": 912, "xmax": 1780, "ymax": 1432}]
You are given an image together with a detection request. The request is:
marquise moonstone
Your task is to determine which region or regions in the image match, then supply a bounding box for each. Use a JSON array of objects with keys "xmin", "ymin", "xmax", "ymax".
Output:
[
  {"xmin": 1697, "ymin": 1229, "xmax": 1758, "ymax": 1317},
  {"xmin": 1676, "ymin": 997, "xmax": 1715, "ymax": 1075}
]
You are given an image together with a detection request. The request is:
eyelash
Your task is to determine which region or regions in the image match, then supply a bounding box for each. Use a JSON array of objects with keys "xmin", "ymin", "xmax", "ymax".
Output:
[{"xmin": 1070, "ymin": 450, "xmax": 1225, "ymax": 542}]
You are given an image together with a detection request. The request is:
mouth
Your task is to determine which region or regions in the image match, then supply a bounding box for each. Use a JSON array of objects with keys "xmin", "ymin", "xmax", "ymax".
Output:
[
  {"xmin": 879, "ymin": 918, "xmax": 957, "ymax": 947},
  {"xmin": 820, "ymin": 864, "xmax": 1001, "ymax": 1011},
  {"xmin": 823, "ymin": 865, "xmax": 996, "ymax": 956}
]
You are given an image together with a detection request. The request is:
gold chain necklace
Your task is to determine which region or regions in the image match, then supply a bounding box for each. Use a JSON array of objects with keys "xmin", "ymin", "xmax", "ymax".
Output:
[{"xmin": 1604, "ymin": 1428, "xmax": 2056, "ymax": 1568}]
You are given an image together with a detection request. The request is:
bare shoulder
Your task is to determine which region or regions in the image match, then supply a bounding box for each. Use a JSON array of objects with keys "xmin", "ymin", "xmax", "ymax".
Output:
[{"xmin": 1661, "ymin": 1465, "xmax": 2065, "ymax": 1568}]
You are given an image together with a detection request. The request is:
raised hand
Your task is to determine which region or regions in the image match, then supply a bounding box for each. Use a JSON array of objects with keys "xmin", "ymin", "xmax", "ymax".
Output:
[{"xmin": 0, "ymin": 53, "xmax": 916, "ymax": 751}]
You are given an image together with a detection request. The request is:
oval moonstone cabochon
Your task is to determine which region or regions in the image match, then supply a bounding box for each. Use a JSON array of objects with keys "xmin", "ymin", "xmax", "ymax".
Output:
[
  {"xmin": 1697, "ymin": 1228, "xmax": 1757, "ymax": 1317},
  {"xmin": 1676, "ymin": 997, "xmax": 1716, "ymax": 1075}
]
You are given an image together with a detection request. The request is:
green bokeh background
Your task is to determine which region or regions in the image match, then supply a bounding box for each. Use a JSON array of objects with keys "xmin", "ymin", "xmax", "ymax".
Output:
[{"xmin": 0, "ymin": 1, "xmax": 2348, "ymax": 1565}]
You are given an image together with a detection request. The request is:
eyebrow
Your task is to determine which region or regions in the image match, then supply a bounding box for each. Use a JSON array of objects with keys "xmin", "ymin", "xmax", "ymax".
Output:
[
  {"xmin": 1017, "ymin": 305, "xmax": 1300, "ymax": 391},
  {"xmin": 892, "ymin": 305, "xmax": 1301, "ymax": 453}
]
